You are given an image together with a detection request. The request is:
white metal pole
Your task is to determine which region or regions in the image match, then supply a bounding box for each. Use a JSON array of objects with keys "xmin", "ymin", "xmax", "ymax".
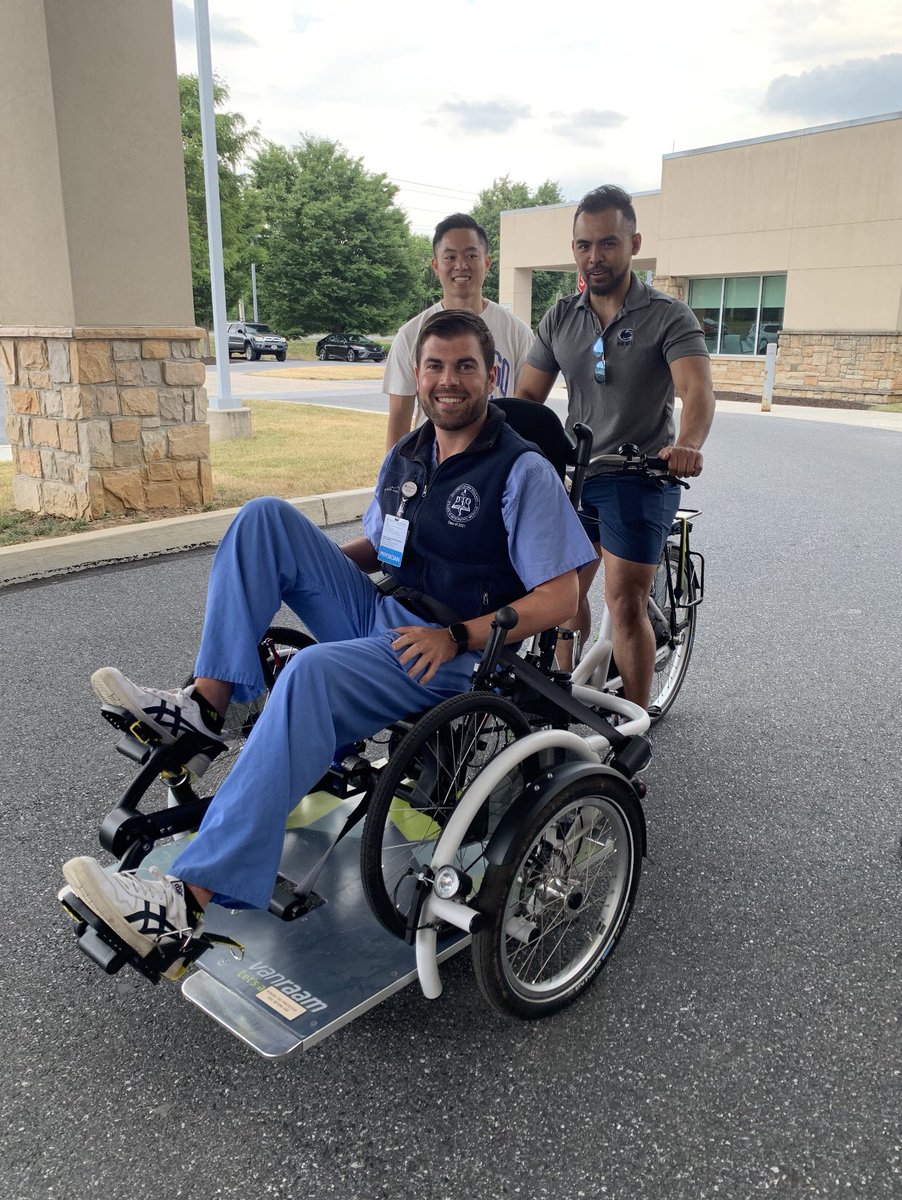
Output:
[
  {"xmin": 761, "ymin": 341, "xmax": 777, "ymax": 412},
  {"xmin": 251, "ymin": 263, "xmax": 258, "ymax": 322},
  {"xmin": 194, "ymin": 0, "xmax": 234, "ymax": 408}
]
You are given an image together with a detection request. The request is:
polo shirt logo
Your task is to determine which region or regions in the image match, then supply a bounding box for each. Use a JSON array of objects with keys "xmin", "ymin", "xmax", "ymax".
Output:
[
  {"xmin": 446, "ymin": 484, "xmax": 480, "ymax": 526},
  {"xmin": 617, "ymin": 329, "xmax": 634, "ymax": 345}
]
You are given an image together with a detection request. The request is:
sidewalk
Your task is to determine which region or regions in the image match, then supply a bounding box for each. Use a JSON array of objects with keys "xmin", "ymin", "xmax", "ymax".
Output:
[{"xmin": 1, "ymin": 384, "xmax": 900, "ymax": 589}]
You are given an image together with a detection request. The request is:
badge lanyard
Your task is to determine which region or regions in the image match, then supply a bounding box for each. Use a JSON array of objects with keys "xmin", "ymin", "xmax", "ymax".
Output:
[{"xmin": 377, "ymin": 480, "xmax": 418, "ymax": 567}]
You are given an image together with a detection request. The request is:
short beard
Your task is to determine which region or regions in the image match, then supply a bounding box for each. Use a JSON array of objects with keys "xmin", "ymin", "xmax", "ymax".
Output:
[{"xmin": 587, "ymin": 263, "xmax": 630, "ymax": 296}]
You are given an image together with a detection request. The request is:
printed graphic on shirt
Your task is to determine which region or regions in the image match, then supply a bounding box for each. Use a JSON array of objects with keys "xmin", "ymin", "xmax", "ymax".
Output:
[
  {"xmin": 446, "ymin": 484, "xmax": 481, "ymax": 526},
  {"xmin": 494, "ymin": 351, "xmax": 512, "ymax": 397}
]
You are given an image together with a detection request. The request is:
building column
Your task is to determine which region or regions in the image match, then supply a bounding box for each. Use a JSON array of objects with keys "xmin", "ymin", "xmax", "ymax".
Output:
[{"xmin": 0, "ymin": 0, "xmax": 211, "ymax": 519}]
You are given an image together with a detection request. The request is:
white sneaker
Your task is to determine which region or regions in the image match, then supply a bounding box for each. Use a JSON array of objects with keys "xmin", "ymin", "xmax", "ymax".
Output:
[
  {"xmin": 91, "ymin": 667, "xmax": 226, "ymax": 776},
  {"xmin": 62, "ymin": 856, "xmax": 204, "ymax": 967}
]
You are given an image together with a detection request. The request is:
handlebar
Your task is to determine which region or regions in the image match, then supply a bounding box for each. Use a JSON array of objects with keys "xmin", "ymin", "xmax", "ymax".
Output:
[
  {"xmin": 471, "ymin": 606, "xmax": 518, "ymax": 689},
  {"xmin": 586, "ymin": 442, "xmax": 687, "ymax": 485}
]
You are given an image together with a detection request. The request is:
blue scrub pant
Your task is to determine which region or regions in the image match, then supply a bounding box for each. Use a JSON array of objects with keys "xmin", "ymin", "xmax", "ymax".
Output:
[{"xmin": 170, "ymin": 497, "xmax": 477, "ymax": 910}]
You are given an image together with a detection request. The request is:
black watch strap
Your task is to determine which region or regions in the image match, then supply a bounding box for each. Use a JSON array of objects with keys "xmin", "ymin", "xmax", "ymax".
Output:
[{"xmin": 448, "ymin": 622, "xmax": 469, "ymax": 653}]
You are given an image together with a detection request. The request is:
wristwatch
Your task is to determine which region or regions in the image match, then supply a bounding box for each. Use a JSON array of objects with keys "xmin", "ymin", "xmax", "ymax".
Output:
[{"xmin": 448, "ymin": 622, "xmax": 469, "ymax": 654}]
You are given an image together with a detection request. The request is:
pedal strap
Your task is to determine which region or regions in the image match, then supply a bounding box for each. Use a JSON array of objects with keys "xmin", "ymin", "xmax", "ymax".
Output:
[{"xmin": 289, "ymin": 790, "xmax": 371, "ymax": 902}]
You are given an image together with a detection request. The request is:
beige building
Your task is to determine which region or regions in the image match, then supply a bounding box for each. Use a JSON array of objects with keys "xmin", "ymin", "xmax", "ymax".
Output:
[{"xmin": 499, "ymin": 112, "xmax": 902, "ymax": 406}]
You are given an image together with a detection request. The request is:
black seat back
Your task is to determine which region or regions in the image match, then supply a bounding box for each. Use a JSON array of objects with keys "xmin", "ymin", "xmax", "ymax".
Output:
[{"xmin": 492, "ymin": 398, "xmax": 592, "ymax": 509}]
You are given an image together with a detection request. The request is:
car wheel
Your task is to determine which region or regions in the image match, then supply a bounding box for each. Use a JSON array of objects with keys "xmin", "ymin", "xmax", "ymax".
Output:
[
  {"xmin": 346, "ymin": 349, "xmax": 356, "ymax": 362},
  {"xmin": 318, "ymin": 348, "xmax": 327, "ymax": 360},
  {"xmin": 276, "ymin": 351, "xmax": 287, "ymax": 362},
  {"xmin": 244, "ymin": 343, "xmax": 259, "ymax": 362}
]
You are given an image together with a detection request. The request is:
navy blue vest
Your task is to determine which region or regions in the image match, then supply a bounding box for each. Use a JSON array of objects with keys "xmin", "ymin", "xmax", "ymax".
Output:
[{"xmin": 377, "ymin": 406, "xmax": 535, "ymax": 620}]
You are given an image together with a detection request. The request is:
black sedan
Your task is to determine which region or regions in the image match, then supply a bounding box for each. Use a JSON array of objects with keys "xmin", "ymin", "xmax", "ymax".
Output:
[{"xmin": 316, "ymin": 333, "xmax": 386, "ymax": 363}]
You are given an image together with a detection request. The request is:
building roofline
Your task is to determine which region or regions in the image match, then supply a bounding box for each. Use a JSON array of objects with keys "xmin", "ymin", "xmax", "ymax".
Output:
[
  {"xmin": 499, "ymin": 114, "xmax": 901, "ymax": 219},
  {"xmin": 665, "ymin": 111, "xmax": 902, "ymax": 160}
]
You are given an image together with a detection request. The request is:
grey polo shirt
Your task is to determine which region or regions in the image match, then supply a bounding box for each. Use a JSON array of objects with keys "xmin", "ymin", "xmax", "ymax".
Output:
[{"xmin": 528, "ymin": 273, "xmax": 708, "ymax": 465}]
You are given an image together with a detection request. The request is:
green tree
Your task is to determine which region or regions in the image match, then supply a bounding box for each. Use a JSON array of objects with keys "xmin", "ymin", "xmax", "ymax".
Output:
[
  {"xmin": 406, "ymin": 233, "xmax": 443, "ymax": 319},
  {"xmin": 178, "ymin": 74, "xmax": 262, "ymax": 326},
  {"xmin": 254, "ymin": 137, "xmax": 418, "ymax": 335},
  {"xmin": 471, "ymin": 176, "xmax": 577, "ymax": 327}
]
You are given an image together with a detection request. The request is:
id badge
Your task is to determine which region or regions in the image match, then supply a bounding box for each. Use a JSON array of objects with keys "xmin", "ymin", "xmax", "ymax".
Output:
[{"xmin": 377, "ymin": 514, "xmax": 410, "ymax": 567}]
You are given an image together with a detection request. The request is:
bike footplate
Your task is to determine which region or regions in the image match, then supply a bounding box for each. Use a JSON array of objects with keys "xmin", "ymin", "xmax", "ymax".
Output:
[{"xmin": 178, "ymin": 791, "xmax": 468, "ymax": 1058}]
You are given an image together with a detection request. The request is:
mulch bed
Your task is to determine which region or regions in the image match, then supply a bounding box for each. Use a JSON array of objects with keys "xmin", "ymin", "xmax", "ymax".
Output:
[{"xmin": 716, "ymin": 390, "xmax": 873, "ymax": 411}]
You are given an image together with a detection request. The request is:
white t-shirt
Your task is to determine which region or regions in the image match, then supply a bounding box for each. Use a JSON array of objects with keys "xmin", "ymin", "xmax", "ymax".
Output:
[{"xmin": 382, "ymin": 301, "xmax": 534, "ymax": 425}]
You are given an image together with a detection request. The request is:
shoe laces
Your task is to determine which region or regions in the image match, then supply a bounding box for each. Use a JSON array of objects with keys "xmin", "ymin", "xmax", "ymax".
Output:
[
  {"xmin": 118, "ymin": 866, "xmax": 200, "ymax": 946},
  {"xmin": 139, "ymin": 683, "xmax": 197, "ymax": 709}
]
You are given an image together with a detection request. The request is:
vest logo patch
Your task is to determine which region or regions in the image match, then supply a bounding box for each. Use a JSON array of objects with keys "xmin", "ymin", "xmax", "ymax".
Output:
[
  {"xmin": 617, "ymin": 328, "xmax": 634, "ymax": 345},
  {"xmin": 446, "ymin": 484, "xmax": 480, "ymax": 526}
]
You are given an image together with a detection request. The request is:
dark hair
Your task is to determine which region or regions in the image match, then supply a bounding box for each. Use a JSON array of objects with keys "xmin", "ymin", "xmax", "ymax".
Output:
[
  {"xmin": 414, "ymin": 309, "xmax": 496, "ymax": 373},
  {"xmin": 573, "ymin": 185, "xmax": 637, "ymax": 231},
  {"xmin": 432, "ymin": 213, "xmax": 490, "ymax": 255}
]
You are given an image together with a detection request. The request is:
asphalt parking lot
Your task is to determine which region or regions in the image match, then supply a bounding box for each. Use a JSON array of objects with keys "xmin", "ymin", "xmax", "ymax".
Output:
[{"xmin": 1, "ymin": 410, "xmax": 899, "ymax": 1200}]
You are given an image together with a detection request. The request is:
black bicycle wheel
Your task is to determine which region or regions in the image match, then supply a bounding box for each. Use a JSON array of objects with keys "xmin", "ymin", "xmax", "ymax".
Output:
[
  {"xmin": 360, "ymin": 693, "xmax": 531, "ymax": 938},
  {"xmin": 472, "ymin": 774, "xmax": 642, "ymax": 1018},
  {"xmin": 647, "ymin": 548, "xmax": 697, "ymax": 721},
  {"xmin": 170, "ymin": 626, "xmax": 315, "ymax": 806}
]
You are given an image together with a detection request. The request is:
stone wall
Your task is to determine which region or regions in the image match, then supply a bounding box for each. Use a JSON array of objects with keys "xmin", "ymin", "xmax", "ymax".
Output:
[
  {"xmin": 705, "ymin": 333, "xmax": 902, "ymax": 403},
  {"xmin": 773, "ymin": 331, "xmax": 902, "ymax": 405},
  {"xmin": 1, "ymin": 326, "xmax": 212, "ymax": 519}
]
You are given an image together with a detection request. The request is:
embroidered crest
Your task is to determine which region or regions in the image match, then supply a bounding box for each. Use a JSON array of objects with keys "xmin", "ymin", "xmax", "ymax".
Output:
[
  {"xmin": 617, "ymin": 328, "xmax": 634, "ymax": 345},
  {"xmin": 446, "ymin": 484, "xmax": 480, "ymax": 526}
]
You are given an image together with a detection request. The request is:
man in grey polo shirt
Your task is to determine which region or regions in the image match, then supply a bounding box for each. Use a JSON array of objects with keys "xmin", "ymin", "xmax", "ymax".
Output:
[{"xmin": 517, "ymin": 184, "xmax": 715, "ymax": 709}]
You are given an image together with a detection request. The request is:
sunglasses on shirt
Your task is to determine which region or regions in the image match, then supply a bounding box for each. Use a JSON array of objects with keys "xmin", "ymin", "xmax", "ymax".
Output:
[{"xmin": 593, "ymin": 334, "xmax": 606, "ymax": 384}]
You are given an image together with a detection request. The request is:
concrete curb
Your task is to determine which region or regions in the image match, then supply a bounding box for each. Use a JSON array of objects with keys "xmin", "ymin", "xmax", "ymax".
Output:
[{"xmin": 0, "ymin": 487, "xmax": 373, "ymax": 588}]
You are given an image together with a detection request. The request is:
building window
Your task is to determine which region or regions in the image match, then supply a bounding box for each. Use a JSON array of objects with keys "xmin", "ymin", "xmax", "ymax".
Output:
[{"xmin": 688, "ymin": 275, "xmax": 786, "ymax": 355}]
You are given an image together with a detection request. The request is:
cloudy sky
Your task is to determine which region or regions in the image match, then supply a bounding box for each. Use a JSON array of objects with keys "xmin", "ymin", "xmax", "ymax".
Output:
[{"xmin": 172, "ymin": 0, "xmax": 902, "ymax": 234}]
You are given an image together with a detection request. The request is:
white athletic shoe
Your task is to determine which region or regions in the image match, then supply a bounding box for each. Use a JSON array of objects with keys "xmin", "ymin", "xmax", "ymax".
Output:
[
  {"xmin": 91, "ymin": 667, "xmax": 226, "ymax": 776},
  {"xmin": 62, "ymin": 857, "xmax": 204, "ymax": 975}
]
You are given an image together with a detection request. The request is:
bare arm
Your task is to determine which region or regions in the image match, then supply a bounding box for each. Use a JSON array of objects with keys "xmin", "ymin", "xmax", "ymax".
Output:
[
  {"xmin": 514, "ymin": 363, "xmax": 557, "ymax": 404},
  {"xmin": 342, "ymin": 536, "xmax": 379, "ymax": 573},
  {"xmin": 658, "ymin": 354, "xmax": 716, "ymax": 477},
  {"xmin": 386, "ymin": 394, "xmax": 416, "ymax": 451},
  {"xmin": 391, "ymin": 568, "xmax": 580, "ymax": 685}
]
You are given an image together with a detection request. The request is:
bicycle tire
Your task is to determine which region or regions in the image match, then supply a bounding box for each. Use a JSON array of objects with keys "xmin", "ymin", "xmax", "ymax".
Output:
[
  {"xmin": 647, "ymin": 549, "xmax": 697, "ymax": 721},
  {"xmin": 360, "ymin": 693, "xmax": 531, "ymax": 938},
  {"xmin": 472, "ymin": 774, "xmax": 642, "ymax": 1018}
]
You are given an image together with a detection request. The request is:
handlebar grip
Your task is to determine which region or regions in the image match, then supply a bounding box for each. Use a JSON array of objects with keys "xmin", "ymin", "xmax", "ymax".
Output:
[
  {"xmin": 645, "ymin": 456, "xmax": 670, "ymax": 473},
  {"xmin": 493, "ymin": 606, "xmax": 519, "ymax": 631}
]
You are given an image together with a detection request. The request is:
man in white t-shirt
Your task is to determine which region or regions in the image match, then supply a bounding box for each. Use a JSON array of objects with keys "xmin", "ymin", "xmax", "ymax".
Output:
[{"xmin": 383, "ymin": 213, "xmax": 534, "ymax": 449}]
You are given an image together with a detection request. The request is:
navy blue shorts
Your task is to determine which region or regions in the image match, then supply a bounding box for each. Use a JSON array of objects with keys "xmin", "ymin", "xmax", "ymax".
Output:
[{"xmin": 578, "ymin": 474, "xmax": 682, "ymax": 564}]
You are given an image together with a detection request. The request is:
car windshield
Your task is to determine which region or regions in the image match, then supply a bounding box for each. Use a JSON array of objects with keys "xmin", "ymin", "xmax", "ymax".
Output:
[
  {"xmin": 348, "ymin": 335, "xmax": 371, "ymax": 345},
  {"xmin": 246, "ymin": 324, "xmax": 274, "ymax": 334}
]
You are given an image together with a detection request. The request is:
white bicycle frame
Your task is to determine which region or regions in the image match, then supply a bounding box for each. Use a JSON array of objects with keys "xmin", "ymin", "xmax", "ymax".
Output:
[
  {"xmin": 413, "ymin": 692, "xmax": 650, "ymax": 999},
  {"xmin": 569, "ymin": 507, "xmax": 701, "ymax": 692}
]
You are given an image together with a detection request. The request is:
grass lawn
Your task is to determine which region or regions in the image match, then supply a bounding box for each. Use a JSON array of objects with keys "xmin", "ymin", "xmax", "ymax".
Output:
[{"xmin": 0, "ymin": 400, "xmax": 387, "ymax": 547}]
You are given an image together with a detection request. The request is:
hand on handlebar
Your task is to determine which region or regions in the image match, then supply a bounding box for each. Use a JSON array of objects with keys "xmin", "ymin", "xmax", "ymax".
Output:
[{"xmin": 657, "ymin": 444, "xmax": 704, "ymax": 478}]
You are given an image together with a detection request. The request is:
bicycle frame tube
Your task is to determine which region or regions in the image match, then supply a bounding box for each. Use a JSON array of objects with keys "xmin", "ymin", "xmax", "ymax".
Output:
[{"xmin": 571, "ymin": 603, "xmax": 614, "ymax": 688}]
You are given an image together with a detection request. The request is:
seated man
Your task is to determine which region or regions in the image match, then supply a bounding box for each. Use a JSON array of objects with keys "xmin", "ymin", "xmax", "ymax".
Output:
[{"xmin": 62, "ymin": 310, "xmax": 596, "ymax": 967}]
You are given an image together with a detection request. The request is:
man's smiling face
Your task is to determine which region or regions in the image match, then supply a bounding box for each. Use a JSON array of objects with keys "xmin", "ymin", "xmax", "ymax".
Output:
[
  {"xmin": 432, "ymin": 227, "xmax": 490, "ymax": 300},
  {"xmin": 415, "ymin": 332, "xmax": 496, "ymax": 432}
]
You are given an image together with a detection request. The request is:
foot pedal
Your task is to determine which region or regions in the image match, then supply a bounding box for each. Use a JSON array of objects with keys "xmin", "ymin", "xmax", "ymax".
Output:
[
  {"xmin": 101, "ymin": 705, "xmax": 163, "ymax": 765},
  {"xmin": 59, "ymin": 886, "xmax": 243, "ymax": 984},
  {"xmin": 100, "ymin": 704, "xmax": 225, "ymax": 773}
]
